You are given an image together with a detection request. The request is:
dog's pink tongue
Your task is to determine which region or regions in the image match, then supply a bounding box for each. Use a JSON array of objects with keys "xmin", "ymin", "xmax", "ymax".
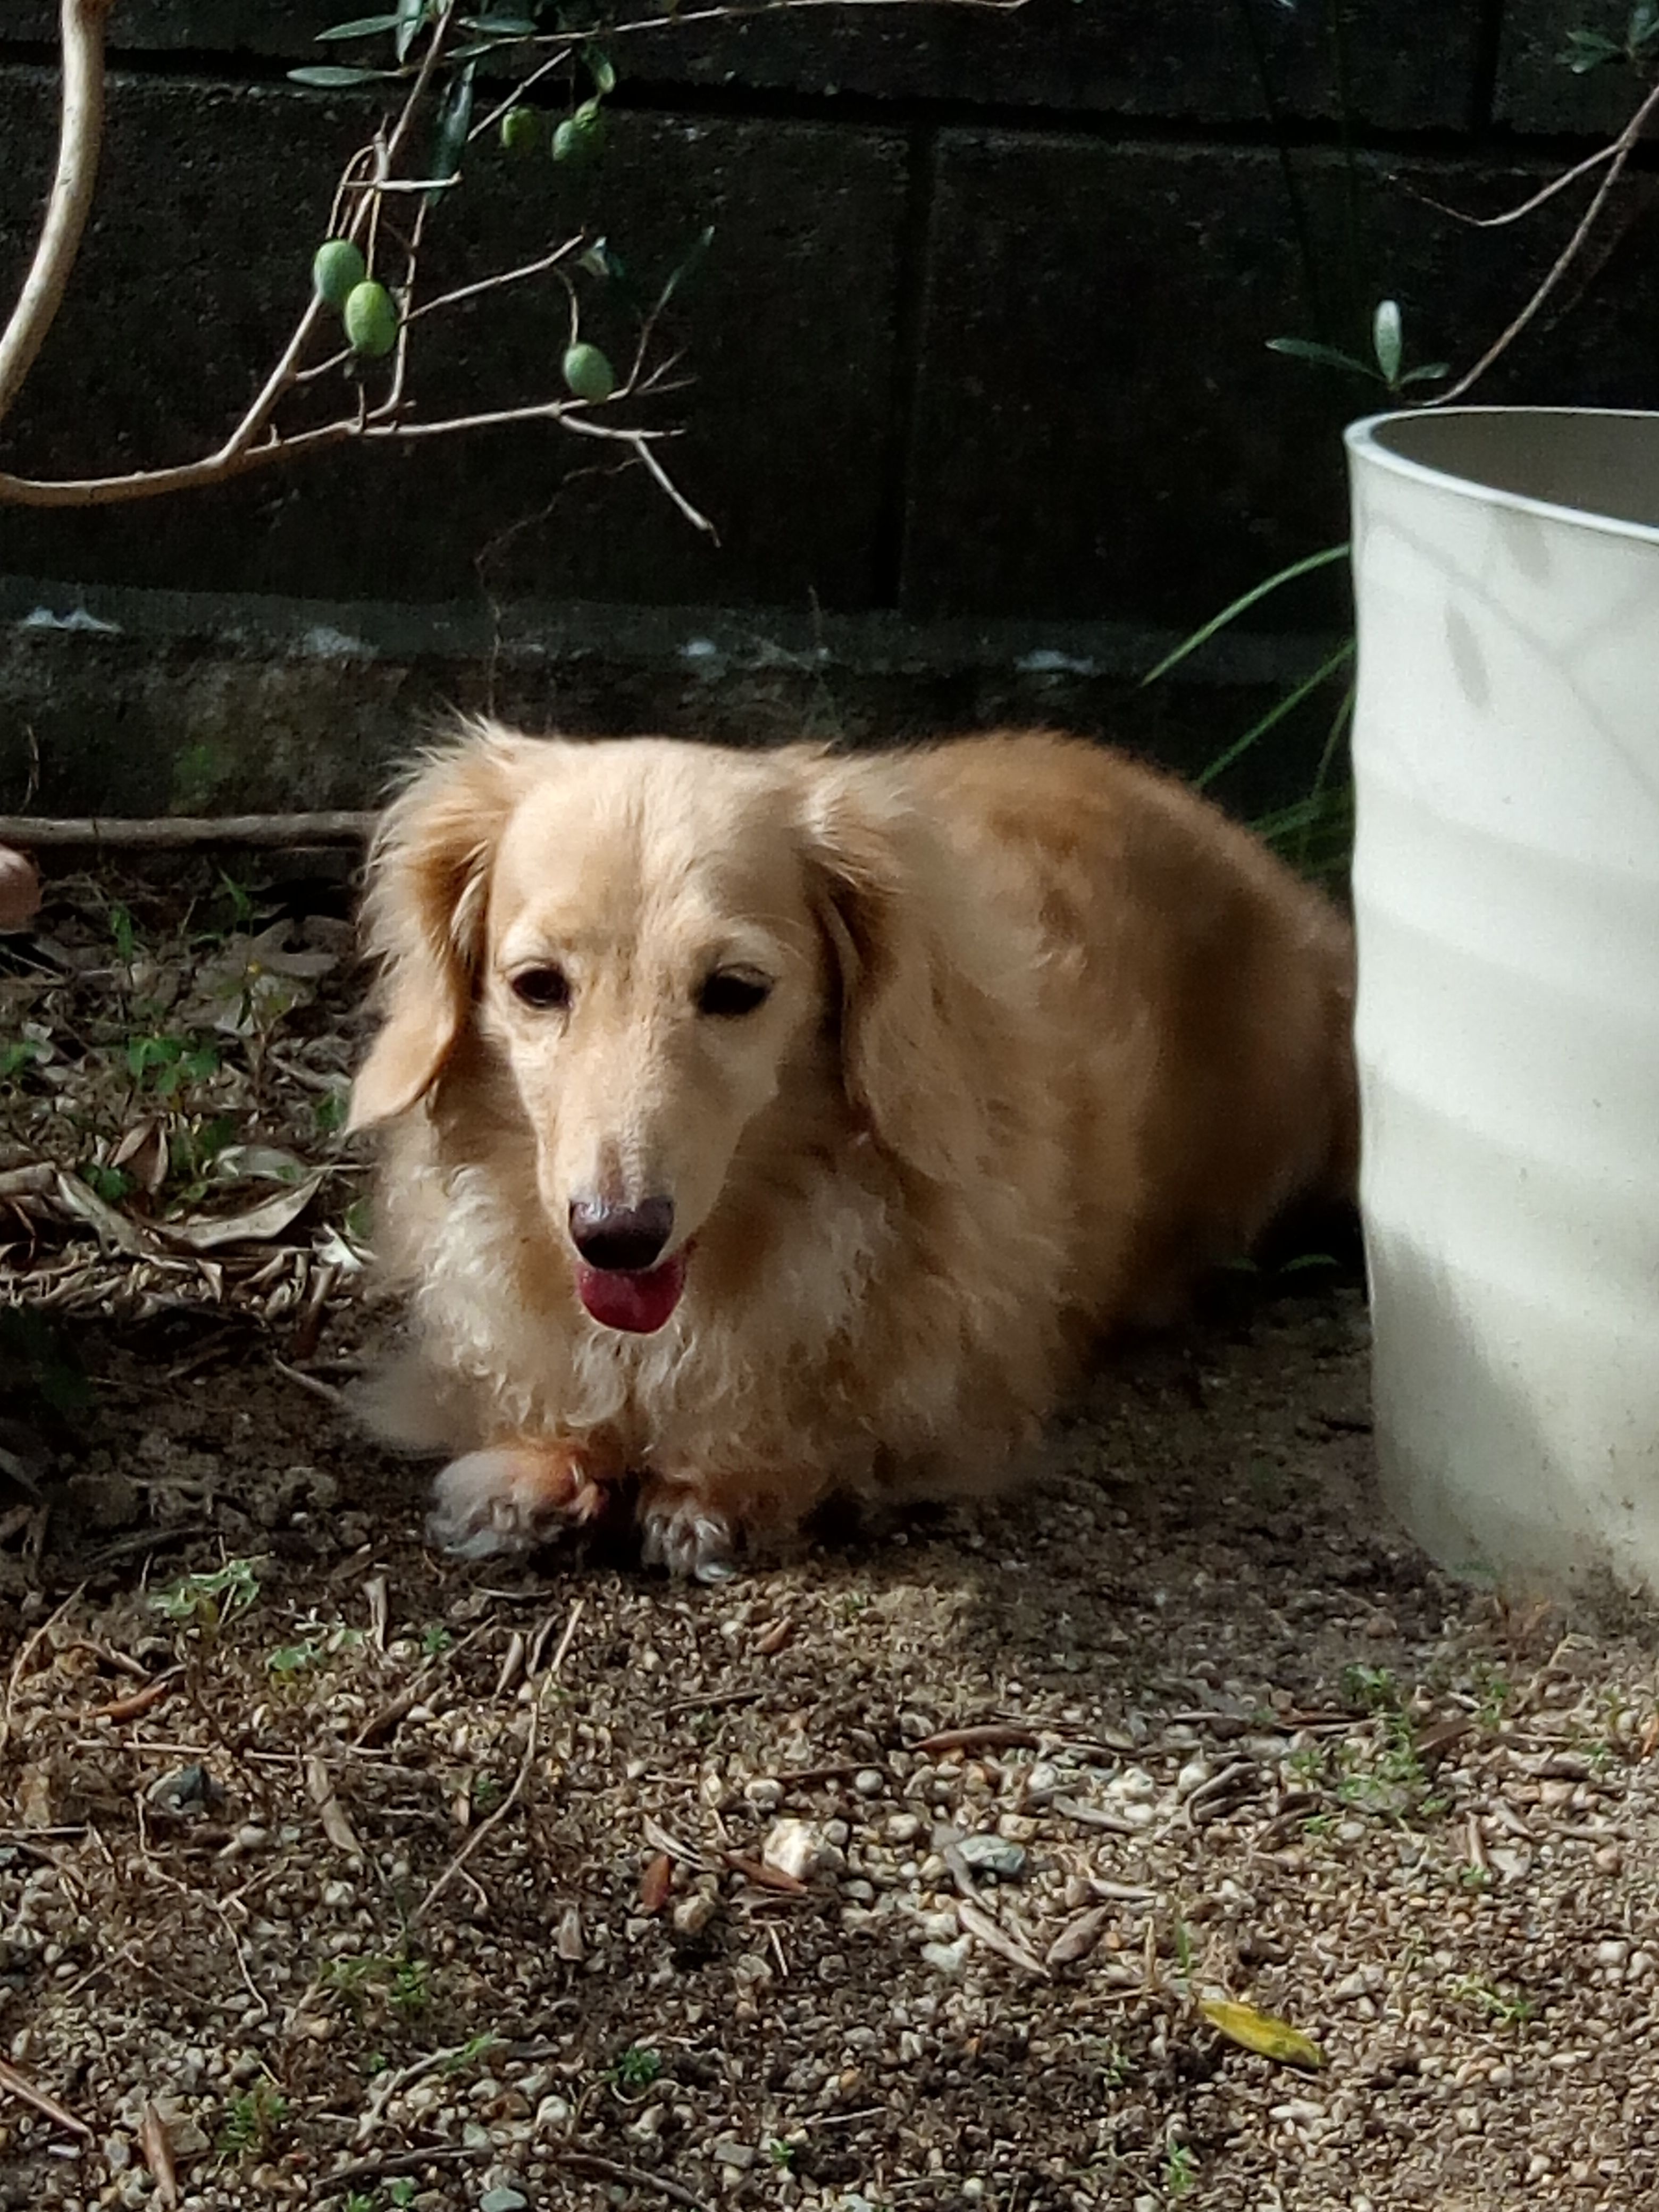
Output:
[{"xmin": 576, "ymin": 1255, "xmax": 686, "ymax": 1334}]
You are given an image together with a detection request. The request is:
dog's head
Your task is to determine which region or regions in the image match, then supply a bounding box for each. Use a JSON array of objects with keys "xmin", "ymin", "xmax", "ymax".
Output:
[{"xmin": 351, "ymin": 723, "xmax": 993, "ymax": 1332}]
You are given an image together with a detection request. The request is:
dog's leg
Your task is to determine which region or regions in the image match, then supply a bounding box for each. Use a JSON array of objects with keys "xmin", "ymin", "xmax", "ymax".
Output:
[
  {"xmin": 428, "ymin": 1438, "xmax": 614, "ymax": 1560},
  {"xmin": 636, "ymin": 1476, "xmax": 739, "ymax": 1585}
]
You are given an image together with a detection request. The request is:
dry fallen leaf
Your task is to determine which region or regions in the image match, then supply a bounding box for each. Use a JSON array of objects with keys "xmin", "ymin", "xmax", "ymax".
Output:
[
  {"xmin": 1045, "ymin": 1904, "xmax": 1111, "ymax": 1968},
  {"xmin": 1199, "ymin": 1996, "xmax": 1325, "ymax": 2069},
  {"xmin": 158, "ymin": 1170, "xmax": 326, "ymax": 1252},
  {"xmin": 111, "ymin": 1117, "xmax": 169, "ymax": 1196},
  {"xmin": 138, "ymin": 2100, "xmax": 181, "ymax": 2208}
]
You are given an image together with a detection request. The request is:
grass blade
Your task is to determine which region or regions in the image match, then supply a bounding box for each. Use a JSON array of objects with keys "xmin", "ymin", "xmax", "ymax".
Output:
[{"xmin": 1141, "ymin": 544, "xmax": 1350, "ymax": 688}]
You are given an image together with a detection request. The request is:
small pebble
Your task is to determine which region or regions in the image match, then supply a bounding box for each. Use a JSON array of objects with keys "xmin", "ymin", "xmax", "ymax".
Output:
[
  {"xmin": 853, "ymin": 1769, "xmax": 885, "ymax": 1798},
  {"xmin": 763, "ymin": 1818, "xmax": 830, "ymax": 1880},
  {"xmin": 480, "ymin": 2191, "xmax": 530, "ymax": 2212},
  {"xmin": 957, "ymin": 1834, "xmax": 1028, "ymax": 1880},
  {"xmin": 920, "ymin": 1935, "xmax": 971, "ymax": 1976},
  {"xmin": 673, "ymin": 1892, "xmax": 717, "ymax": 1937}
]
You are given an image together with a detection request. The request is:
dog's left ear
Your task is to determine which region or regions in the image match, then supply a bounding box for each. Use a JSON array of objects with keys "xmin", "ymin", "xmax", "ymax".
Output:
[
  {"xmin": 799, "ymin": 758, "xmax": 991, "ymax": 1184},
  {"xmin": 348, "ymin": 723, "xmax": 531, "ymax": 1130}
]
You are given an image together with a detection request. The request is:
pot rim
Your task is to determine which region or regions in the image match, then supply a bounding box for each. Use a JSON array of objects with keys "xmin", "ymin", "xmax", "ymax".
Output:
[{"xmin": 1345, "ymin": 405, "xmax": 1659, "ymax": 548}]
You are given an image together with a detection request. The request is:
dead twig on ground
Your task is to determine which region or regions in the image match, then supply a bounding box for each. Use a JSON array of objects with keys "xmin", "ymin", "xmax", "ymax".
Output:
[
  {"xmin": 413, "ymin": 1598, "xmax": 585, "ymax": 1922},
  {"xmin": 0, "ymin": 814, "xmax": 375, "ymax": 849},
  {"xmin": 0, "ymin": 2055, "xmax": 94, "ymax": 2139}
]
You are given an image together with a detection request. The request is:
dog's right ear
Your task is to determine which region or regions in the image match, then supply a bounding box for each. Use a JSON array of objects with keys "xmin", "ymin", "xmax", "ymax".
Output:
[{"xmin": 348, "ymin": 724, "xmax": 531, "ymax": 1130}]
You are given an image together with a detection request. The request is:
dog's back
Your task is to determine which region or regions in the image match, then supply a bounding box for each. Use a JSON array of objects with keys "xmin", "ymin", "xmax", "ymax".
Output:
[{"xmin": 901, "ymin": 731, "xmax": 1356, "ymax": 1323}]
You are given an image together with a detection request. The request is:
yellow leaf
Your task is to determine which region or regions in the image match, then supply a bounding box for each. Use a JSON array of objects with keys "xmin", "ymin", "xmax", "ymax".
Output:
[{"xmin": 1199, "ymin": 1997, "xmax": 1325, "ymax": 2069}]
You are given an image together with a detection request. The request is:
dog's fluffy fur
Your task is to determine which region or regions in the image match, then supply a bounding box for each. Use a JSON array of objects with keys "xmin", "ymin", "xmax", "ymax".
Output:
[{"xmin": 350, "ymin": 723, "xmax": 1356, "ymax": 1578}]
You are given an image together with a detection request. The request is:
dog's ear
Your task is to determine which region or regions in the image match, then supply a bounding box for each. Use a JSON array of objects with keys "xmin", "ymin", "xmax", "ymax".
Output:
[
  {"xmin": 799, "ymin": 758, "xmax": 988, "ymax": 1183},
  {"xmin": 348, "ymin": 723, "xmax": 531, "ymax": 1130}
]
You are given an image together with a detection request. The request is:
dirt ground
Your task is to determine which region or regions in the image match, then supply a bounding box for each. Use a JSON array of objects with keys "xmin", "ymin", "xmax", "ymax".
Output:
[{"xmin": 3, "ymin": 862, "xmax": 1658, "ymax": 2212}]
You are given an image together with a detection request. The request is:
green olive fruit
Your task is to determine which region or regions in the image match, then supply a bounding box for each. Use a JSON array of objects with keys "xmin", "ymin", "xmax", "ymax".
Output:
[
  {"xmin": 312, "ymin": 237, "xmax": 367, "ymax": 310},
  {"xmin": 499, "ymin": 105, "xmax": 540, "ymax": 157},
  {"xmin": 551, "ymin": 106, "xmax": 606, "ymax": 166},
  {"xmin": 343, "ymin": 279, "xmax": 399, "ymax": 361},
  {"xmin": 562, "ymin": 341, "xmax": 616, "ymax": 403}
]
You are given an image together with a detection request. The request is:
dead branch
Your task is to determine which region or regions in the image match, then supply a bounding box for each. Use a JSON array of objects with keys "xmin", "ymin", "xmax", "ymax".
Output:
[
  {"xmin": 0, "ymin": 0, "xmax": 113, "ymax": 428},
  {"xmin": 0, "ymin": 812, "xmax": 375, "ymax": 847},
  {"xmin": 1431, "ymin": 74, "xmax": 1659, "ymax": 406}
]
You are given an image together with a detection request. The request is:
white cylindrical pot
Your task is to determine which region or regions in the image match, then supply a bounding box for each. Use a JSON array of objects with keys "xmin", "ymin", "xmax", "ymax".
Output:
[{"xmin": 1346, "ymin": 407, "xmax": 1659, "ymax": 1592}]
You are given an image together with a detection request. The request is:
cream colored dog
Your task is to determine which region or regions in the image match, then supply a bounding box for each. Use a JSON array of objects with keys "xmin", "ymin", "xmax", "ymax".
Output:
[{"xmin": 350, "ymin": 723, "xmax": 1356, "ymax": 1580}]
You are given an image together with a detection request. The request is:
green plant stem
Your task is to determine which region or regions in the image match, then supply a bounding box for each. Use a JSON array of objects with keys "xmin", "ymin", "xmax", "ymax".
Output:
[
  {"xmin": 1141, "ymin": 544, "xmax": 1351, "ymax": 687},
  {"xmin": 1193, "ymin": 640, "xmax": 1355, "ymax": 793}
]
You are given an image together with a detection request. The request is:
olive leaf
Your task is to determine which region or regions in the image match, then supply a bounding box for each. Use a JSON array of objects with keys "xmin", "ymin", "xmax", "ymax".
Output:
[
  {"xmin": 651, "ymin": 223, "xmax": 716, "ymax": 318},
  {"xmin": 288, "ymin": 64, "xmax": 398, "ymax": 87},
  {"xmin": 1199, "ymin": 1997, "xmax": 1325, "ymax": 2071},
  {"xmin": 396, "ymin": 0, "xmax": 434, "ymax": 63},
  {"xmin": 1371, "ymin": 298, "xmax": 1403, "ymax": 388},
  {"xmin": 315, "ymin": 13, "xmax": 407, "ymax": 37},
  {"xmin": 1266, "ymin": 336, "xmax": 1379, "ymax": 380},
  {"xmin": 430, "ymin": 60, "xmax": 477, "ymax": 198}
]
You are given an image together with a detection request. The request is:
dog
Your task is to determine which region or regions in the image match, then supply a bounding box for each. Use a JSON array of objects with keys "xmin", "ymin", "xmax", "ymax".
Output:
[{"xmin": 348, "ymin": 722, "xmax": 1357, "ymax": 1580}]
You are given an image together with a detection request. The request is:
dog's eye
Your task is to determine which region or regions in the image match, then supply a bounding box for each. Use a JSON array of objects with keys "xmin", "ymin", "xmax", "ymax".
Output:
[
  {"xmin": 698, "ymin": 969, "xmax": 772, "ymax": 1019},
  {"xmin": 509, "ymin": 965, "xmax": 571, "ymax": 1011}
]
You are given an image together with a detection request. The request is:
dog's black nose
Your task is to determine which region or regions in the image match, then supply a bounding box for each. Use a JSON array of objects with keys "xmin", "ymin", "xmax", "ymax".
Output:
[{"xmin": 568, "ymin": 1196, "xmax": 675, "ymax": 1272}]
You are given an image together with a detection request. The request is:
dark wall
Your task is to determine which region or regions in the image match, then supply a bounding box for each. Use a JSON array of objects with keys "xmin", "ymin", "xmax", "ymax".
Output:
[{"xmin": 2, "ymin": 2, "xmax": 1657, "ymax": 638}]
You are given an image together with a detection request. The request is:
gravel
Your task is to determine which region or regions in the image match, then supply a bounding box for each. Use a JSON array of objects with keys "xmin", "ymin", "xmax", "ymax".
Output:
[{"xmin": 4, "ymin": 865, "xmax": 1658, "ymax": 2210}]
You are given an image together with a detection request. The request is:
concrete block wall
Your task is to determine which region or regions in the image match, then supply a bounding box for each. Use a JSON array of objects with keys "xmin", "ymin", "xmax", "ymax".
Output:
[{"xmin": 1, "ymin": 1, "xmax": 1655, "ymax": 811}]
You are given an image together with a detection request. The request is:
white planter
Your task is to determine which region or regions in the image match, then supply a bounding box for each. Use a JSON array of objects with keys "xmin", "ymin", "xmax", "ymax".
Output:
[{"xmin": 1346, "ymin": 407, "xmax": 1659, "ymax": 1593}]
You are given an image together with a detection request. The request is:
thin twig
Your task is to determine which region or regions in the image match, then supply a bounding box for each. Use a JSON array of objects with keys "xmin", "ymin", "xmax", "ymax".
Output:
[
  {"xmin": 0, "ymin": 0, "xmax": 113, "ymax": 428},
  {"xmin": 1398, "ymin": 139, "xmax": 1625, "ymax": 232},
  {"xmin": 271, "ymin": 1357, "xmax": 351, "ymax": 1411},
  {"xmin": 626, "ymin": 428, "xmax": 719, "ymax": 539},
  {"xmin": 553, "ymin": 2151, "xmax": 713, "ymax": 2212},
  {"xmin": 412, "ymin": 1598, "xmax": 584, "ymax": 1923},
  {"xmin": 1434, "ymin": 76, "xmax": 1659, "ymax": 406},
  {"xmin": 1, "ymin": 1583, "xmax": 84, "ymax": 1759},
  {"xmin": 470, "ymin": 48, "xmax": 577, "ymax": 142}
]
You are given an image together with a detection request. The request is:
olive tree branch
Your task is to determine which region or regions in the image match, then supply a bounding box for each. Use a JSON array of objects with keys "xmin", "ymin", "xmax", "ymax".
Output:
[
  {"xmin": 0, "ymin": 0, "xmax": 114, "ymax": 429},
  {"xmin": 1427, "ymin": 73, "xmax": 1659, "ymax": 407},
  {"xmin": 0, "ymin": 0, "xmax": 1011, "ymax": 527}
]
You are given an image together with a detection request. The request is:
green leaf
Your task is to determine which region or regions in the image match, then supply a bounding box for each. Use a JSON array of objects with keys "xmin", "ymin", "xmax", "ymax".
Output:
[
  {"xmin": 651, "ymin": 223, "xmax": 715, "ymax": 317},
  {"xmin": 587, "ymin": 47, "xmax": 618, "ymax": 93},
  {"xmin": 579, "ymin": 236, "xmax": 626, "ymax": 282},
  {"xmin": 1140, "ymin": 543, "xmax": 1351, "ymax": 687},
  {"xmin": 461, "ymin": 10, "xmax": 540, "ymax": 28},
  {"xmin": 1559, "ymin": 26, "xmax": 1621, "ymax": 71},
  {"xmin": 1398, "ymin": 361, "xmax": 1451, "ymax": 386},
  {"xmin": 1266, "ymin": 336, "xmax": 1380, "ymax": 379},
  {"xmin": 396, "ymin": 0, "xmax": 432, "ymax": 63},
  {"xmin": 1371, "ymin": 298, "xmax": 1403, "ymax": 387},
  {"xmin": 288, "ymin": 63, "xmax": 396, "ymax": 86},
  {"xmin": 316, "ymin": 12, "xmax": 405, "ymax": 36},
  {"xmin": 429, "ymin": 59, "xmax": 476, "ymax": 198},
  {"xmin": 1194, "ymin": 641, "xmax": 1355, "ymax": 793}
]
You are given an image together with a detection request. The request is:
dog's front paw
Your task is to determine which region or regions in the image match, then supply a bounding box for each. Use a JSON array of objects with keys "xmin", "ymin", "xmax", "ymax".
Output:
[
  {"xmin": 639, "ymin": 1486, "xmax": 738, "ymax": 1584},
  {"xmin": 428, "ymin": 1442, "xmax": 608, "ymax": 1560}
]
